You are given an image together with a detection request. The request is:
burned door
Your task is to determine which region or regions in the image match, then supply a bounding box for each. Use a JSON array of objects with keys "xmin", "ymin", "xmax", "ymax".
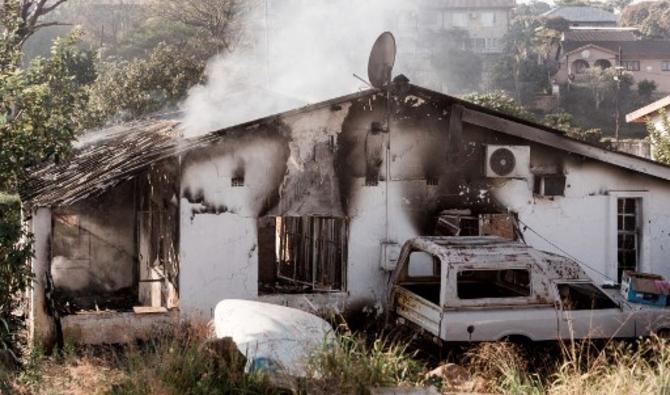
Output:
[{"xmin": 137, "ymin": 162, "xmax": 180, "ymax": 309}]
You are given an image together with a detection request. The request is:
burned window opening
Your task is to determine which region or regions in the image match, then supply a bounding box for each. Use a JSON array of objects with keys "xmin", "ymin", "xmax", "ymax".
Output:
[
  {"xmin": 231, "ymin": 176, "xmax": 245, "ymax": 187},
  {"xmin": 435, "ymin": 210, "xmax": 518, "ymax": 240},
  {"xmin": 258, "ymin": 216, "xmax": 347, "ymax": 294},
  {"xmin": 426, "ymin": 176, "xmax": 439, "ymax": 186},
  {"xmin": 533, "ymin": 174, "xmax": 566, "ymax": 197},
  {"xmin": 231, "ymin": 166, "xmax": 245, "ymax": 187},
  {"xmin": 49, "ymin": 164, "xmax": 180, "ymax": 317}
]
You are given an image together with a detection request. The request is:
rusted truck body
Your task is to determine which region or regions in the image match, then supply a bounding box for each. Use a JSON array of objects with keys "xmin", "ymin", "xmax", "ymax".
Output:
[{"xmin": 388, "ymin": 236, "xmax": 670, "ymax": 342}]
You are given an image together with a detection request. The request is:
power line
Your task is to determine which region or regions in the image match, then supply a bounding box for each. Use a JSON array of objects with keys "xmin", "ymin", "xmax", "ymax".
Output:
[{"xmin": 516, "ymin": 217, "xmax": 619, "ymax": 284}]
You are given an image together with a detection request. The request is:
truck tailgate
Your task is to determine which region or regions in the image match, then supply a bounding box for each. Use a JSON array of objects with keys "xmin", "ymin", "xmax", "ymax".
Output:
[{"xmin": 394, "ymin": 285, "xmax": 441, "ymax": 336}]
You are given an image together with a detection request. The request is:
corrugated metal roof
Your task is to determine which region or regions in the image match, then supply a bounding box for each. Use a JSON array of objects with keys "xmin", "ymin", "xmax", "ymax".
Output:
[
  {"xmin": 543, "ymin": 6, "xmax": 617, "ymax": 23},
  {"xmin": 20, "ymin": 115, "xmax": 183, "ymax": 210},
  {"xmin": 564, "ymin": 29, "xmax": 638, "ymax": 42}
]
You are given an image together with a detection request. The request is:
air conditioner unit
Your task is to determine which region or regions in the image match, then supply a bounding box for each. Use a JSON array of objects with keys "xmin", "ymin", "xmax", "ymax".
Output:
[{"xmin": 485, "ymin": 145, "xmax": 530, "ymax": 178}]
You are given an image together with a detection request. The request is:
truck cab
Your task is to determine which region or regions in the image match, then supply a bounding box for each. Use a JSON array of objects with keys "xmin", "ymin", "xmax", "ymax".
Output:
[{"xmin": 388, "ymin": 236, "xmax": 670, "ymax": 342}]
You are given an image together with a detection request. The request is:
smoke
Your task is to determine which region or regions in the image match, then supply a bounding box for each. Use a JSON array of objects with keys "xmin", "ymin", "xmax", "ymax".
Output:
[{"xmin": 181, "ymin": 0, "xmax": 426, "ymax": 137}]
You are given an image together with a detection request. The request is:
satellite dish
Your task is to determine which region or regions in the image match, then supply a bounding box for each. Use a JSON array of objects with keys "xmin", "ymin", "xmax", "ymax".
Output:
[{"xmin": 367, "ymin": 32, "xmax": 396, "ymax": 89}]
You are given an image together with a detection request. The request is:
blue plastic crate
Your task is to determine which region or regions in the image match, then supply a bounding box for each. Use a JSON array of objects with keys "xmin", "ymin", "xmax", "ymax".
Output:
[{"xmin": 621, "ymin": 271, "xmax": 669, "ymax": 308}]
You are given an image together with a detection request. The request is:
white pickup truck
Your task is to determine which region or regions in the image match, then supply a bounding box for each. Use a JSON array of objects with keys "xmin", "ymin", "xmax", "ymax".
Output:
[{"xmin": 388, "ymin": 236, "xmax": 670, "ymax": 342}]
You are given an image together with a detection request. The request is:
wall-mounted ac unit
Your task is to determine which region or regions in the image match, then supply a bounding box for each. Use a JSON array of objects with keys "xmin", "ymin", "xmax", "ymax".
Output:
[{"xmin": 485, "ymin": 145, "xmax": 530, "ymax": 178}]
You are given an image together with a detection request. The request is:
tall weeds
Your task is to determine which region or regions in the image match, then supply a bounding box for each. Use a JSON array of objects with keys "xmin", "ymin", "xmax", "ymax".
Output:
[
  {"xmin": 110, "ymin": 321, "xmax": 278, "ymax": 395},
  {"xmin": 305, "ymin": 331, "xmax": 426, "ymax": 394},
  {"xmin": 464, "ymin": 337, "xmax": 670, "ymax": 395}
]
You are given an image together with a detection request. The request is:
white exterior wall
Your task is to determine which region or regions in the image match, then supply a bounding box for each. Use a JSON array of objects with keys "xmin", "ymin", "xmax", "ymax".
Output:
[
  {"xmin": 175, "ymin": 97, "xmax": 670, "ymax": 320},
  {"xmin": 179, "ymin": 210, "xmax": 258, "ymax": 317},
  {"xmin": 495, "ymin": 159, "xmax": 670, "ymax": 284},
  {"xmin": 28, "ymin": 208, "xmax": 54, "ymax": 344},
  {"xmin": 179, "ymin": 154, "xmax": 670, "ymax": 318}
]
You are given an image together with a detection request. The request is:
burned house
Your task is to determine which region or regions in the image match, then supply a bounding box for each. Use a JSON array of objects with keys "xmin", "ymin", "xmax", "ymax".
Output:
[{"xmin": 21, "ymin": 82, "xmax": 670, "ymax": 345}]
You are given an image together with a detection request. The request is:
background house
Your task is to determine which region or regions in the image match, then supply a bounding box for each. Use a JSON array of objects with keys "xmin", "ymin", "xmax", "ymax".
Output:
[
  {"xmin": 543, "ymin": 6, "xmax": 618, "ymax": 27},
  {"xmin": 413, "ymin": 0, "xmax": 516, "ymax": 54},
  {"xmin": 554, "ymin": 27, "xmax": 670, "ymax": 94}
]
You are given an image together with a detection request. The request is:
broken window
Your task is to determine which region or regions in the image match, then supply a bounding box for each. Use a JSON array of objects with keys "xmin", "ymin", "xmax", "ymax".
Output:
[
  {"xmin": 533, "ymin": 174, "xmax": 566, "ymax": 197},
  {"xmin": 407, "ymin": 251, "xmax": 440, "ymax": 278},
  {"xmin": 557, "ymin": 283, "xmax": 617, "ymax": 310},
  {"xmin": 457, "ymin": 269, "xmax": 530, "ymax": 299},
  {"xmin": 435, "ymin": 210, "xmax": 517, "ymax": 240},
  {"xmin": 231, "ymin": 166, "xmax": 245, "ymax": 187},
  {"xmin": 435, "ymin": 210, "xmax": 479, "ymax": 236},
  {"xmin": 258, "ymin": 216, "xmax": 347, "ymax": 293},
  {"xmin": 400, "ymin": 250, "xmax": 441, "ymax": 304},
  {"xmin": 617, "ymin": 198, "xmax": 640, "ymax": 282}
]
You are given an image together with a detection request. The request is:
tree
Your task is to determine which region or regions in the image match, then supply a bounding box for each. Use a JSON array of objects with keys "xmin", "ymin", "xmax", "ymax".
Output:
[
  {"xmin": 638, "ymin": 79, "xmax": 657, "ymax": 102},
  {"xmin": 0, "ymin": 0, "xmax": 71, "ymax": 51},
  {"xmin": 1, "ymin": 30, "xmax": 95, "ymax": 191},
  {"xmin": 647, "ymin": 111, "xmax": 670, "ymax": 164},
  {"xmin": 621, "ymin": 1, "xmax": 670, "ymax": 39},
  {"xmin": 461, "ymin": 92, "xmax": 606, "ymax": 145},
  {"xmin": 0, "ymin": 194, "xmax": 32, "ymax": 364},
  {"xmin": 491, "ymin": 14, "xmax": 565, "ymax": 103},
  {"xmin": 576, "ymin": 67, "xmax": 634, "ymax": 110},
  {"xmin": 150, "ymin": 0, "xmax": 247, "ymax": 56},
  {"xmin": 543, "ymin": 112, "xmax": 604, "ymax": 144},
  {"xmin": 515, "ymin": 1, "xmax": 552, "ymax": 16},
  {"xmin": 429, "ymin": 29, "xmax": 482, "ymax": 94},
  {"xmin": 462, "ymin": 91, "xmax": 534, "ymax": 120},
  {"xmin": 1, "ymin": 6, "xmax": 93, "ymax": 361},
  {"xmin": 87, "ymin": 42, "xmax": 205, "ymax": 122}
]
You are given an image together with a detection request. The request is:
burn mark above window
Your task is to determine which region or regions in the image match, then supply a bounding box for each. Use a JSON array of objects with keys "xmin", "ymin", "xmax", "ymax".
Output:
[{"xmin": 231, "ymin": 167, "xmax": 245, "ymax": 187}]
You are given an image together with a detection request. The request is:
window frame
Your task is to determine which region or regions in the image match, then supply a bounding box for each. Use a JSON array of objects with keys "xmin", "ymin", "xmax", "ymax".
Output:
[
  {"xmin": 616, "ymin": 197, "xmax": 641, "ymax": 282},
  {"xmin": 443, "ymin": 261, "xmax": 538, "ymax": 310},
  {"xmin": 608, "ymin": 192, "xmax": 648, "ymax": 283},
  {"xmin": 456, "ymin": 267, "xmax": 533, "ymax": 301},
  {"xmin": 554, "ymin": 281, "xmax": 619, "ymax": 311},
  {"xmin": 275, "ymin": 216, "xmax": 348, "ymax": 292},
  {"xmin": 621, "ymin": 60, "xmax": 640, "ymax": 71},
  {"xmin": 662, "ymin": 61, "xmax": 670, "ymax": 72},
  {"xmin": 403, "ymin": 249, "xmax": 441, "ymax": 281}
]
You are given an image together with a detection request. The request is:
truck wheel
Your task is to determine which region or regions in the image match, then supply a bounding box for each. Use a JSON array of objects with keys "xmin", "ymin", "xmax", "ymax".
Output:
[{"xmin": 500, "ymin": 335, "xmax": 532, "ymax": 345}]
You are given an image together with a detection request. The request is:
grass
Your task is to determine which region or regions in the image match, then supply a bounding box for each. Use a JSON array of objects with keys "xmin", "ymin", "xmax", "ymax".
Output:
[
  {"xmin": 461, "ymin": 337, "xmax": 670, "ymax": 395},
  {"xmin": 4, "ymin": 320, "xmax": 670, "ymax": 394},
  {"xmin": 304, "ymin": 330, "xmax": 427, "ymax": 394}
]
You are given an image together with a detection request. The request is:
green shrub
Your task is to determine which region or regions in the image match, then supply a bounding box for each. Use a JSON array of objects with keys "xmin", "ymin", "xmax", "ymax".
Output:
[{"xmin": 0, "ymin": 193, "xmax": 32, "ymax": 365}]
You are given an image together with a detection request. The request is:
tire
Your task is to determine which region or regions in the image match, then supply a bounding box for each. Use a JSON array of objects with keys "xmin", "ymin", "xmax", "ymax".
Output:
[{"xmin": 500, "ymin": 335, "xmax": 532, "ymax": 344}]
